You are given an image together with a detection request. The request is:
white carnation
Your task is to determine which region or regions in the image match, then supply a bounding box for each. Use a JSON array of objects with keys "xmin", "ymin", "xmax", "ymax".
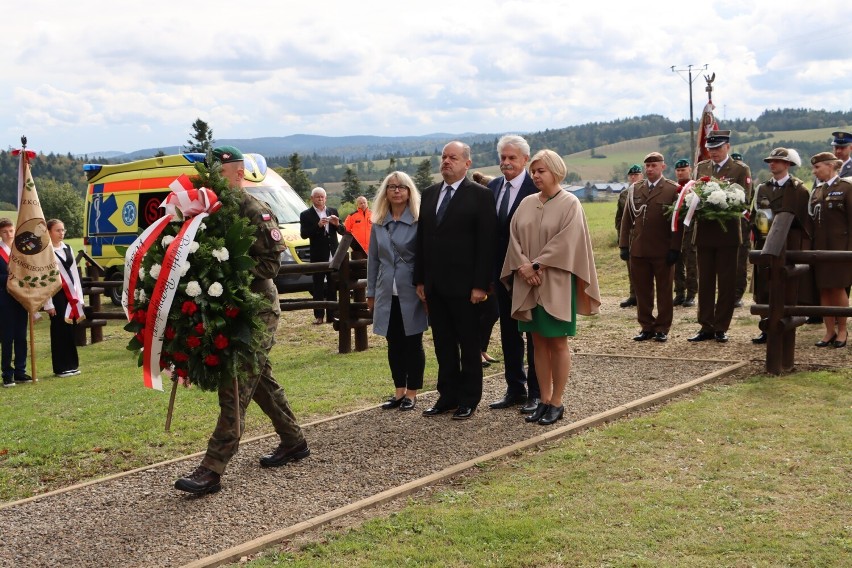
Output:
[
  {"xmin": 180, "ymin": 262, "xmax": 191, "ymax": 277},
  {"xmin": 684, "ymin": 193, "xmax": 696, "ymax": 207},
  {"xmin": 186, "ymin": 281, "xmax": 202, "ymax": 297},
  {"xmin": 135, "ymin": 288, "xmax": 147, "ymax": 303},
  {"xmin": 162, "ymin": 235, "xmax": 174, "ymax": 247},
  {"xmin": 704, "ymin": 181, "xmax": 722, "ymax": 193},
  {"xmin": 730, "ymin": 188, "xmax": 746, "ymax": 205},
  {"xmin": 150, "ymin": 264, "xmax": 162, "ymax": 279},
  {"xmin": 707, "ymin": 190, "xmax": 728, "ymax": 208},
  {"xmin": 208, "ymin": 282, "xmax": 224, "ymax": 297},
  {"xmin": 199, "ymin": 223, "xmax": 207, "ymax": 231},
  {"xmin": 139, "ymin": 266, "xmax": 146, "ymax": 279},
  {"xmin": 188, "ymin": 241, "xmax": 200, "ymax": 254},
  {"xmin": 212, "ymin": 247, "xmax": 230, "ymax": 262}
]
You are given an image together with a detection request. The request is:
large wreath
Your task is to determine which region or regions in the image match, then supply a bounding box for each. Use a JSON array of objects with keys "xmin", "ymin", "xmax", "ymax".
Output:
[
  {"xmin": 668, "ymin": 176, "xmax": 747, "ymax": 231},
  {"xmin": 123, "ymin": 160, "xmax": 266, "ymax": 391}
]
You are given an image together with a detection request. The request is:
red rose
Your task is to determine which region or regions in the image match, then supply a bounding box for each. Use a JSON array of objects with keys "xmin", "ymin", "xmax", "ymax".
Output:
[
  {"xmin": 165, "ymin": 326, "xmax": 176, "ymax": 340},
  {"xmin": 700, "ymin": 176, "xmax": 711, "ymax": 182},
  {"xmin": 225, "ymin": 306, "xmax": 240, "ymax": 318},
  {"xmin": 204, "ymin": 354, "xmax": 220, "ymax": 366},
  {"xmin": 134, "ymin": 309, "xmax": 147, "ymax": 323},
  {"xmin": 172, "ymin": 352, "xmax": 189, "ymax": 362},
  {"xmin": 186, "ymin": 335, "xmax": 201, "ymax": 349},
  {"xmin": 195, "ymin": 322, "xmax": 205, "ymax": 334},
  {"xmin": 182, "ymin": 301, "xmax": 198, "ymax": 316},
  {"xmin": 175, "ymin": 368, "xmax": 188, "ymax": 378},
  {"xmin": 214, "ymin": 333, "xmax": 229, "ymax": 350}
]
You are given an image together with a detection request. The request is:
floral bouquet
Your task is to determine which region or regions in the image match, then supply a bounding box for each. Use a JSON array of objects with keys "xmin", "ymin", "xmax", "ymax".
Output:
[
  {"xmin": 667, "ymin": 176, "xmax": 747, "ymax": 232},
  {"xmin": 123, "ymin": 160, "xmax": 266, "ymax": 392}
]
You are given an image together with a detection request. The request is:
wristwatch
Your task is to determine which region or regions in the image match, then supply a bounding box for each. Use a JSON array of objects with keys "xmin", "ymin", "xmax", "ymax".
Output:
[{"xmin": 532, "ymin": 262, "xmax": 540, "ymax": 271}]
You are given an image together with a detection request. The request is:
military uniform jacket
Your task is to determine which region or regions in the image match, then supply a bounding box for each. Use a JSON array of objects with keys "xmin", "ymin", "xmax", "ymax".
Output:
[
  {"xmin": 241, "ymin": 192, "xmax": 285, "ymax": 288},
  {"xmin": 694, "ymin": 158, "xmax": 752, "ymax": 247},
  {"xmin": 810, "ymin": 177, "xmax": 852, "ymax": 287},
  {"xmin": 751, "ymin": 176, "xmax": 811, "ymax": 251},
  {"xmin": 618, "ymin": 177, "xmax": 683, "ymax": 257}
]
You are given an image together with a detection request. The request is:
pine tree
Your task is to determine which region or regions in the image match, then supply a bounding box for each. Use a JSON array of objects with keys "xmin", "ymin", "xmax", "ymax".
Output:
[
  {"xmin": 341, "ymin": 166, "xmax": 361, "ymax": 204},
  {"xmin": 414, "ymin": 159, "xmax": 434, "ymax": 192},
  {"xmin": 281, "ymin": 153, "xmax": 313, "ymax": 200},
  {"xmin": 185, "ymin": 118, "xmax": 214, "ymax": 153}
]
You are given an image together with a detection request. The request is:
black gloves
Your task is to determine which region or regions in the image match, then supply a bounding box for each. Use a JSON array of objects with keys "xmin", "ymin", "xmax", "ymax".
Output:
[
  {"xmin": 665, "ymin": 249, "xmax": 680, "ymax": 266},
  {"xmin": 619, "ymin": 247, "xmax": 630, "ymax": 261}
]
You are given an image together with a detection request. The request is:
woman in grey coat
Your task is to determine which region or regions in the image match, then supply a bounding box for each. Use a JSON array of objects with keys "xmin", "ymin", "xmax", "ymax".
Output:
[{"xmin": 367, "ymin": 171, "xmax": 427, "ymax": 411}]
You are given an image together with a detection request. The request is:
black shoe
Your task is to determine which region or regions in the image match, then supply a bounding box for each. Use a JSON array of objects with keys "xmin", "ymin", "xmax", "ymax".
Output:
[
  {"xmin": 525, "ymin": 402, "xmax": 548, "ymax": 423},
  {"xmin": 381, "ymin": 396, "xmax": 404, "ymax": 410},
  {"xmin": 752, "ymin": 332, "xmax": 767, "ymax": 344},
  {"xmin": 654, "ymin": 332, "xmax": 668, "ymax": 342},
  {"xmin": 489, "ymin": 392, "xmax": 527, "ymax": 409},
  {"xmin": 259, "ymin": 440, "xmax": 310, "ymax": 468},
  {"xmin": 481, "ymin": 360, "xmax": 491, "ymax": 368},
  {"xmin": 633, "ymin": 331, "xmax": 654, "ymax": 341},
  {"xmin": 519, "ymin": 397, "xmax": 542, "ymax": 414},
  {"xmin": 715, "ymin": 331, "xmax": 729, "ymax": 343},
  {"xmin": 673, "ymin": 294, "xmax": 685, "ymax": 306},
  {"xmin": 422, "ymin": 405, "xmax": 455, "ymax": 417},
  {"xmin": 834, "ymin": 335, "xmax": 847, "ymax": 348},
  {"xmin": 687, "ymin": 331, "xmax": 714, "ymax": 342},
  {"xmin": 14, "ymin": 374, "xmax": 32, "ymax": 384},
  {"xmin": 815, "ymin": 334, "xmax": 836, "ymax": 347},
  {"xmin": 682, "ymin": 296, "xmax": 696, "ymax": 307},
  {"xmin": 2, "ymin": 378, "xmax": 15, "ymax": 388},
  {"xmin": 452, "ymin": 406, "xmax": 475, "ymax": 420},
  {"xmin": 174, "ymin": 465, "xmax": 221, "ymax": 495},
  {"xmin": 619, "ymin": 297, "xmax": 637, "ymax": 308},
  {"xmin": 538, "ymin": 405, "xmax": 565, "ymax": 425},
  {"xmin": 399, "ymin": 397, "xmax": 416, "ymax": 411}
]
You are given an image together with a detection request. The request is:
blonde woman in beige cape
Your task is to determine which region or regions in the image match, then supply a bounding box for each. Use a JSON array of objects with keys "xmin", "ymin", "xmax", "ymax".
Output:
[{"xmin": 500, "ymin": 150, "xmax": 601, "ymax": 425}]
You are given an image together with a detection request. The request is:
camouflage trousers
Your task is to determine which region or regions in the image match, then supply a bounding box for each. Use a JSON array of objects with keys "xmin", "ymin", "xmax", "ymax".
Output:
[{"xmin": 202, "ymin": 281, "xmax": 304, "ymax": 475}]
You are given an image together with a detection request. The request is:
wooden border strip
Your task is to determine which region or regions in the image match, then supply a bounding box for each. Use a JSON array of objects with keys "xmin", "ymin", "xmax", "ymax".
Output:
[{"xmin": 181, "ymin": 359, "xmax": 748, "ymax": 568}]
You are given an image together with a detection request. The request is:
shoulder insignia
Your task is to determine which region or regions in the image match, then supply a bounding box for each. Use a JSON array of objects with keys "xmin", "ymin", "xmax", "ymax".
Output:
[{"xmin": 270, "ymin": 228, "xmax": 282, "ymax": 242}]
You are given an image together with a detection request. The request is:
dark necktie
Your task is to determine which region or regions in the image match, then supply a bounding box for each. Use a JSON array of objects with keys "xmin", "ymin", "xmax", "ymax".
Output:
[
  {"xmin": 436, "ymin": 186, "xmax": 454, "ymax": 224},
  {"xmin": 498, "ymin": 181, "xmax": 511, "ymax": 225},
  {"xmin": 713, "ymin": 163, "xmax": 721, "ymax": 174}
]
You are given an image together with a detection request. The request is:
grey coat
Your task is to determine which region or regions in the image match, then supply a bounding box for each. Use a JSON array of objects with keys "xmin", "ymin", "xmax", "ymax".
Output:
[{"xmin": 366, "ymin": 208, "xmax": 428, "ymax": 336}]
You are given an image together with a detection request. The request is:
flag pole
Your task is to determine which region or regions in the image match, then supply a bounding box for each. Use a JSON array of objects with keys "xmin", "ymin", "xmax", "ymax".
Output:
[
  {"xmin": 20, "ymin": 135, "xmax": 38, "ymax": 384},
  {"xmin": 165, "ymin": 376, "xmax": 178, "ymax": 432}
]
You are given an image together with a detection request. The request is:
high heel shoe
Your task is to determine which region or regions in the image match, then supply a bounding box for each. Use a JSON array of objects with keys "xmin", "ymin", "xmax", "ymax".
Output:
[
  {"xmin": 833, "ymin": 334, "xmax": 847, "ymax": 348},
  {"xmin": 815, "ymin": 334, "xmax": 837, "ymax": 347},
  {"xmin": 524, "ymin": 403, "xmax": 548, "ymax": 423},
  {"xmin": 538, "ymin": 404, "xmax": 564, "ymax": 425}
]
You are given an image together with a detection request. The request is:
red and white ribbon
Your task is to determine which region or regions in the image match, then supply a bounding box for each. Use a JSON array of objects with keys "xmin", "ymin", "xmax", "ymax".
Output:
[
  {"xmin": 54, "ymin": 246, "xmax": 86, "ymax": 323},
  {"xmin": 671, "ymin": 180, "xmax": 695, "ymax": 232}
]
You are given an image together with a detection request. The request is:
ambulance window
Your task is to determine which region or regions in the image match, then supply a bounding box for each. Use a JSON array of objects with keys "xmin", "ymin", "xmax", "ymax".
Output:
[{"xmin": 246, "ymin": 186, "xmax": 304, "ymax": 223}]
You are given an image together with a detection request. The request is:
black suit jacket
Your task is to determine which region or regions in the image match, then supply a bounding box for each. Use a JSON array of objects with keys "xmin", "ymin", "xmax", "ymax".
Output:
[
  {"xmin": 300, "ymin": 206, "xmax": 345, "ymax": 263},
  {"xmin": 488, "ymin": 172, "xmax": 538, "ymax": 278},
  {"xmin": 414, "ymin": 177, "xmax": 496, "ymax": 297}
]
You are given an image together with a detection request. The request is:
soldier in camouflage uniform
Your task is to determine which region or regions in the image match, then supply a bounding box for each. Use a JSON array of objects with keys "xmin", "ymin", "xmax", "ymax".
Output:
[
  {"xmin": 616, "ymin": 164, "xmax": 643, "ymax": 307},
  {"xmin": 175, "ymin": 146, "xmax": 309, "ymax": 495}
]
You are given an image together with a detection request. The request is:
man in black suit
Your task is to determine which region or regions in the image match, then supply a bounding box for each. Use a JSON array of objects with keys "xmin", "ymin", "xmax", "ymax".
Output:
[
  {"xmin": 300, "ymin": 187, "xmax": 345, "ymax": 324},
  {"xmin": 415, "ymin": 141, "xmax": 496, "ymax": 420},
  {"xmin": 485, "ymin": 135, "xmax": 540, "ymax": 414}
]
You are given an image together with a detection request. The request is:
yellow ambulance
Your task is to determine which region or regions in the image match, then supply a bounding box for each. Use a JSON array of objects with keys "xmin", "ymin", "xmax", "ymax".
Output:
[{"xmin": 83, "ymin": 152, "xmax": 311, "ymax": 303}]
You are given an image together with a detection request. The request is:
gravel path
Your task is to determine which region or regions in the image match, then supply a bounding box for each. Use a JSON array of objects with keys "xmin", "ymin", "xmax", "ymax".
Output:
[{"xmin": 2, "ymin": 296, "xmax": 847, "ymax": 567}]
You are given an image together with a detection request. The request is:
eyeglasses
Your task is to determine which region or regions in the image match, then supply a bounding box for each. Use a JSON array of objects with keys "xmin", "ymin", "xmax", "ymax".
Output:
[{"xmin": 386, "ymin": 184, "xmax": 409, "ymax": 192}]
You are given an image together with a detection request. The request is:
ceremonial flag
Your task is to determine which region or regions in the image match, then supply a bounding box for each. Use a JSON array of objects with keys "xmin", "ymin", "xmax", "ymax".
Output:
[
  {"xmin": 695, "ymin": 100, "xmax": 718, "ymax": 165},
  {"xmin": 8, "ymin": 147, "xmax": 61, "ymax": 313}
]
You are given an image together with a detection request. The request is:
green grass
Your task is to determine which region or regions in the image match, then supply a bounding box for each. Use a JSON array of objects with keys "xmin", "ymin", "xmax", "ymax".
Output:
[{"xmin": 244, "ymin": 371, "xmax": 851, "ymax": 567}]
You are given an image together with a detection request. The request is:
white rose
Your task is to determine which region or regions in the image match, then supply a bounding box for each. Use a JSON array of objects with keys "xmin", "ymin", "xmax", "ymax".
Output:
[
  {"xmin": 185, "ymin": 281, "xmax": 202, "ymax": 297},
  {"xmin": 150, "ymin": 264, "xmax": 162, "ymax": 278},
  {"xmin": 162, "ymin": 235, "xmax": 174, "ymax": 247},
  {"xmin": 707, "ymin": 190, "xmax": 728, "ymax": 208},
  {"xmin": 208, "ymin": 282, "xmax": 224, "ymax": 297},
  {"xmin": 139, "ymin": 266, "xmax": 146, "ymax": 279}
]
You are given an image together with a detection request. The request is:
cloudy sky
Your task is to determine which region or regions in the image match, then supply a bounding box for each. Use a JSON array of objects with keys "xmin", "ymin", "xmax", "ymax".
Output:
[{"xmin": 1, "ymin": 0, "xmax": 844, "ymax": 155}]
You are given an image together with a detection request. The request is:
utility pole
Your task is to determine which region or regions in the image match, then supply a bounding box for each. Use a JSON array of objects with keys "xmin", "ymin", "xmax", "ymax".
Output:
[{"xmin": 671, "ymin": 64, "xmax": 708, "ymax": 162}]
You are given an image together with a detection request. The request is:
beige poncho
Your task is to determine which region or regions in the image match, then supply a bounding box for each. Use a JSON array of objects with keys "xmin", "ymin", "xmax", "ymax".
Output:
[{"xmin": 500, "ymin": 190, "xmax": 601, "ymax": 322}]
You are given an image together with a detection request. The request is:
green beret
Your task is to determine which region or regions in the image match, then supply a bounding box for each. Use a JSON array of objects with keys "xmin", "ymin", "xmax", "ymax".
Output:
[
  {"xmin": 627, "ymin": 164, "xmax": 642, "ymax": 174},
  {"xmin": 674, "ymin": 159, "xmax": 690, "ymax": 168},
  {"xmin": 212, "ymin": 145, "xmax": 244, "ymax": 163},
  {"xmin": 731, "ymin": 153, "xmax": 743, "ymax": 161}
]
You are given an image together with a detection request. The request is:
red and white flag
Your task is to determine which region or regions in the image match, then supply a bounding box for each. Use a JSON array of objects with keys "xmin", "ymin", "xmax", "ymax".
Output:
[{"xmin": 695, "ymin": 100, "xmax": 718, "ymax": 165}]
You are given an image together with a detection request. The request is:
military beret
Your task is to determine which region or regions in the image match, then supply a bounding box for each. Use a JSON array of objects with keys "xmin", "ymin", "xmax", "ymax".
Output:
[
  {"xmin": 810, "ymin": 151, "xmax": 841, "ymax": 166},
  {"xmin": 831, "ymin": 131, "xmax": 852, "ymax": 147},
  {"xmin": 674, "ymin": 159, "xmax": 690, "ymax": 168},
  {"xmin": 730, "ymin": 153, "xmax": 743, "ymax": 161},
  {"xmin": 764, "ymin": 147, "xmax": 800, "ymax": 166},
  {"xmin": 212, "ymin": 145, "xmax": 244, "ymax": 163},
  {"xmin": 643, "ymin": 152, "xmax": 664, "ymax": 163},
  {"xmin": 627, "ymin": 164, "xmax": 642, "ymax": 174},
  {"xmin": 705, "ymin": 130, "xmax": 731, "ymax": 148}
]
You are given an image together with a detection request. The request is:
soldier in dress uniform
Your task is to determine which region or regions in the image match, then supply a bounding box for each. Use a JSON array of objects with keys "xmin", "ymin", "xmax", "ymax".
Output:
[
  {"xmin": 672, "ymin": 158, "xmax": 697, "ymax": 308},
  {"xmin": 831, "ymin": 131, "xmax": 852, "ymax": 178},
  {"xmin": 174, "ymin": 146, "xmax": 309, "ymax": 495},
  {"xmin": 688, "ymin": 130, "xmax": 751, "ymax": 342},
  {"xmin": 619, "ymin": 152, "xmax": 682, "ymax": 342},
  {"xmin": 616, "ymin": 164, "xmax": 643, "ymax": 308},
  {"xmin": 749, "ymin": 148, "xmax": 812, "ymax": 344}
]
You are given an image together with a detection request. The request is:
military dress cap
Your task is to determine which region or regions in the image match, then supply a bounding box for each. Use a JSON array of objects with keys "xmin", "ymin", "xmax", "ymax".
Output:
[
  {"xmin": 811, "ymin": 151, "xmax": 841, "ymax": 165},
  {"xmin": 764, "ymin": 147, "xmax": 800, "ymax": 166},
  {"xmin": 627, "ymin": 164, "xmax": 642, "ymax": 174},
  {"xmin": 830, "ymin": 131, "xmax": 852, "ymax": 146},
  {"xmin": 705, "ymin": 130, "xmax": 731, "ymax": 148},
  {"xmin": 212, "ymin": 145, "xmax": 244, "ymax": 163},
  {"xmin": 674, "ymin": 158, "xmax": 690, "ymax": 168},
  {"xmin": 643, "ymin": 152, "xmax": 664, "ymax": 163}
]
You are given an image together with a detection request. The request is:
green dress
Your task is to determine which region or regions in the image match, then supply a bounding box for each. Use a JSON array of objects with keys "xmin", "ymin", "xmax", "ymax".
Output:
[{"xmin": 518, "ymin": 275, "xmax": 577, "ymax": 337}]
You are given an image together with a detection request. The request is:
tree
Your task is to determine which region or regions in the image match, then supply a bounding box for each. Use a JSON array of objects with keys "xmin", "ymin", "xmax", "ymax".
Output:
[
  {"xmin": 414, "ymin": 159, "xmax": 434, "ymax": 191},
  {"xmin": 38, "ymin": 179, "xmax": 84, "ymax": 238},
  {"xmin": 341, "ymin": 166, "xmax": 361, "ymax": 204},
  {"xmin": 185, "ymin": 118, "xmax": 214, "ymax": 153},
  {"xmin": 385, "ymin": 157, "xmax": 396, "ymax": 176},
  {"xmin": 280, "ymin": 153, "xmax": 312, "ymax": 200}
]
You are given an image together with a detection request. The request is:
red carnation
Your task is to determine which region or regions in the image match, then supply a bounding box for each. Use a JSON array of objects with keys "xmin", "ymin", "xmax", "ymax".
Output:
[
  {"xmin": 186, "ymin": 335, "xmax": 201, "ymax": 349},
  {"xmin": 700, "ymin": 176, "xmax": 711, "ymax": 182},
  {"xmin": 204, "ymin": 354, "xmax": 220, "ymax": 366},
  {"xmin": 172, "ymin": 352, "xmax": 189, "ymax": 362},
  {"xmin": 225, "ymin": 306, "xmax": 240, "ymax": 318},
  {"xmin": 195, "ymin": 322, "xmax": 205, "ymax": 334},
  {"xmin": 165, "ymin": 326, "xmax": 176, "ymax": 340},
  {"xmin": 214, "ymin": 333, "xmax": 229, "ymax": 350},
  {"xmin": 181, "ymin": 301, "xmax": 198, "ymax": 316},
  {"xmin": 134, "ymin": 309, "xmax": 147, "ymax": 323},
  {"xmin": 175, "ymin": 368, "xmax": 188, "ymax": 379}
]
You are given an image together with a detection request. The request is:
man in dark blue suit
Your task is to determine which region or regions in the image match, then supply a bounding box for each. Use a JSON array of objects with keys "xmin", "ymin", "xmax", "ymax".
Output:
[
  {"xmin": 485, "ymin": 135, "xmax": 540, "ymax": 413},
  {"xmin": 415, "ymin": 141, "xmax": 496, "ymax": 421}
]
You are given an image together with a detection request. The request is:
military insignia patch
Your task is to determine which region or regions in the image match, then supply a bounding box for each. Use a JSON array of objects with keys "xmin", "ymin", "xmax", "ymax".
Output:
[
  {"xmin": 262, "ymin": 213, "xmax": 272, "ymax": 221},
  {"xmin": 270, "ymin": 228, "xmax": 281, "ymax": 241}
]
